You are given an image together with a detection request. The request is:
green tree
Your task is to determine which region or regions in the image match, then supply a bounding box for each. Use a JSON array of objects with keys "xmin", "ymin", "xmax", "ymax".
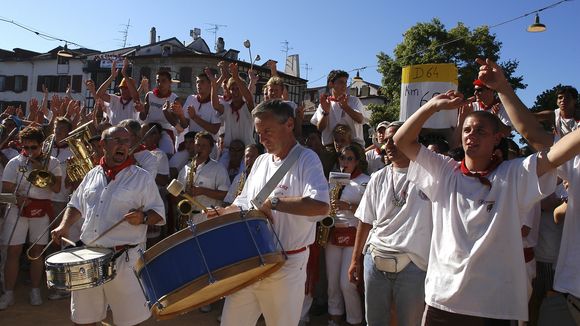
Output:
[
  {"xmin": 368, "ymin": 103, "xmax": 399, "ymax": 127},
  {"xmin": 531, "ymin": 84, "xmax": 562, "ymax": 112},
  {"xmin": 375, "ymin": 18, "xmax": 526, "ymax": 118}
]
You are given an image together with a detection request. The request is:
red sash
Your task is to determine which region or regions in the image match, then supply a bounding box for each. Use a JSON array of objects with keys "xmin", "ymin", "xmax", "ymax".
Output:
[{"xmin": 22, "ymin": 199, "xmax": 53, "ymax": 218}]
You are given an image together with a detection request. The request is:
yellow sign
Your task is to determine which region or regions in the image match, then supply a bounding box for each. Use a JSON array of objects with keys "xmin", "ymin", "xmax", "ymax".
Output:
[{"xmin": 401, "ymin": 63, "xmax": 457, "ymax": 84}]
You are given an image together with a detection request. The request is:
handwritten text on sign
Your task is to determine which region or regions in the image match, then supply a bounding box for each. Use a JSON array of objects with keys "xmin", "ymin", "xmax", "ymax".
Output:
[{"xmin": 399, "ymin": 63, "xmax": 458, "ymax": 129}]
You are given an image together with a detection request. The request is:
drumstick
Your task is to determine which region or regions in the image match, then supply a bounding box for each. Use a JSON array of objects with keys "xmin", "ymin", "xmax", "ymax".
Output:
[
  {"xmin": 87, "ymin": 205, "xmax": 144, "ymax": 245},
  {"xmin": 61, "ymin": 237, "xmax": 76, "ymax": 247}
]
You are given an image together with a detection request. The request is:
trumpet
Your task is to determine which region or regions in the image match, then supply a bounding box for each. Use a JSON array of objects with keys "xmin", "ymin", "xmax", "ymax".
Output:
[{"xmin": 27, "ymin": 134, "xmax": 56, "ymax": 188}]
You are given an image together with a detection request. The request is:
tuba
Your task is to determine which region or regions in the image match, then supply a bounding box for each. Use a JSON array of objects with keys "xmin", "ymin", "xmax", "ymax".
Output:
[
  {"xmin": 62, "ymin": 121, "xmax": 96, "ymax": 183},
  {"xmin": 27, "ymin": 134, "xmax": 56, "ymax": 188}
]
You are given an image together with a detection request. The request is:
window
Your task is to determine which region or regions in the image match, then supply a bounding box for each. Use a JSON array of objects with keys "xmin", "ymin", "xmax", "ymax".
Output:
[
  {"xmin": 0, "ymin": 76, "xmax": 5, "ymax": 91},
  {"xmin": 161, "ymin": 45, "xmax": 172, "ymax": 57},
  {"xmin": 14, "ymin": 75, "xmax": 27, "ymax": 93},
  {"xmin": 179, "ymin": 67, "xmax": 192, "ymax": 88},
  {"xmin": 71, "ymin": 75, "xmax": 82, "ymax": 93}
]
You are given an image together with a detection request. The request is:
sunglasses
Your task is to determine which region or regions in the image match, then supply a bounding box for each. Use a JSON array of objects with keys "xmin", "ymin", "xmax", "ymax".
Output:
[
  {"xmin": 474, "ymin": 87, "xmax": 489, "ymax": 93},
  {"xmin": 22, "ymin": 145, "xmax": 39, "ymax": 151},
  {"xmin": 339, "ymin": 155, "xmax": 356, "ymax": 162}
]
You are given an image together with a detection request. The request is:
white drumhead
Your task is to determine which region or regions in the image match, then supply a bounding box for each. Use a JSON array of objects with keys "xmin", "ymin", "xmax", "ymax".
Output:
[{"xmin": 46, "ymin": 247, "xmax": 112, "ymax": 264}]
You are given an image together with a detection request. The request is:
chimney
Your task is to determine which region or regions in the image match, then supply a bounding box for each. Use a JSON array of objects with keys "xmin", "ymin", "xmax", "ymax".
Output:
[
  {"xmin": 150, "ymin": 27, "xmax": 157, "ymax": 45},
  {"xmin": 215, "ymin": 37, "xmax": 225, "ymax": 53}
]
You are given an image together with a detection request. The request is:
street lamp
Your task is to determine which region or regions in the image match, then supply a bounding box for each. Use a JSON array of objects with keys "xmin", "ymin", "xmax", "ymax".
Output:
[{"xmin": 527, "ymin": 13, "xmax": 546, "ymax": 33}]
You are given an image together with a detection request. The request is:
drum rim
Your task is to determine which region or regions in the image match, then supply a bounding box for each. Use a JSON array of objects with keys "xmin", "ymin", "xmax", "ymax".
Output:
[
  {"xmin": 45, "ymin": 246, "xmax": 114, "ymax": 265},
  {"xmin": 150, "ymin": 252, "xmax": 286, "ymax": 320},
  {"xmin": 136, "ymin": 210, "xmax": 269, "ymax": 268}
]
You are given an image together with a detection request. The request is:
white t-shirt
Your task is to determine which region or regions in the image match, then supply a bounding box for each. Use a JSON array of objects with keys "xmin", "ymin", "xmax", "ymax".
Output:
[
  {"xmin": 554, "ymin": 155, "xmax": 580, "ymax": 297},
  {"xmin": 233, "ymin": 144, "xmax": 330, "ymax": 250},
  {"xmin": 150, "ymin": 148, "xmax": 169, "ymax": 176},
  {"xmin": 310, "ymin": 95, "xmax": 368, "ymax": 147},
  {"xmin": 134, "ymin": 150, "xmax": 158, "ymax": 176},
  {"xmin": 521, "ymin": 202, "xmax": 541, "ymax": 248},
  {"xmin": 218, "ymin": 100, "xmax": 255, "ymax": 148},
  {"xmin": 177, "ymin": 158, "xmax": 230, "ymax": 210},
  {"xmin": 535, "ymin": 184, "xmax": 566, "ymax": 263},
  {"xmin": 554, "ymin": 108, "xmax": 579, "ymax": 138},
  {"xmin": 224, "ymin": 171, "xmax": 243, "ymax": 205},
  {"xmin": 472, "ymin": 101, "xmax": 513, "ymax": 127},
  {"xmin": 169, "ymin": 150, "xmax": 192, "ymax": 174},
  {"xmin": 408, "ymin": 146, "xmax": 556, "ymax": 320},
  {"xmin": 69, "ymin": 165, "xmax": 165, "ymax": 247},
  {"xmin": 105, "ymin": 94, "xmax": 137, "ymax": 126},
  {"xmin": 355, "ymin": 165, "xmax": 432, "ymax": 271},
  {"xmin": 365, "ymin": 147, "xmax": 385, "ymax": 174},
  {"xmin": 182, "ymin": 95, "xmax": 221, "ymax": 134},
  {"xmin": 144, "ymin": 91, "xmax": 178, "ymax": 130},
  {"xmin": 335, "ymin": 173, "xmax": 370, "ymax": 227},
  {"xmin": 50, "ymin": 145, "xmax": 73, "ymax": 202},
  {"xmin": 2, "ymin": 154, "xmax": 62, "ymax": 200},
  {"xmin": 0, "ymin": 148, "xmax": 20, "ymax": 181}
]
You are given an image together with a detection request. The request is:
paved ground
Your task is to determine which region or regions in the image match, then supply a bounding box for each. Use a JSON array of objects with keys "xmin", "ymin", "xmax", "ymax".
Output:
[{"xmin": 0, "ymin": 282, "xmax": 330, "ymax": 325}]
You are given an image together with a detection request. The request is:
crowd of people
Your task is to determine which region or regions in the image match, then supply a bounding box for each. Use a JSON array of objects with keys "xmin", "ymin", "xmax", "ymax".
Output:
[{"xmin": 0, "ymin": 55, "xmax": 577, "ymax": 326}]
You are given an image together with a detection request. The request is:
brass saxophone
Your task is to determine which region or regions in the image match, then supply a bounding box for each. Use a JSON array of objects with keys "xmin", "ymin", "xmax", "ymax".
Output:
[
  {"xmin": 177, "ymin": 156, "xmax": 197, "ymax": 230},
  {"xmin": 235, "ymin": 171, "xmax": 246, "ymax": 197},
  {"xmin": 316, "ymin": 183, "xmax": 341, "ymax": 247}
]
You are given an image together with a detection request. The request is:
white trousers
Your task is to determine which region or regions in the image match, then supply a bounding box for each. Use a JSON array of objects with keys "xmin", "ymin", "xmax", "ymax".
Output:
[
  {"xmin": 221, "ymin": 249, "xmax": 309, "ymax": 326},
  {"xmin": 325, "ymin": 243, "xmax": 363, "ymax": 324}
]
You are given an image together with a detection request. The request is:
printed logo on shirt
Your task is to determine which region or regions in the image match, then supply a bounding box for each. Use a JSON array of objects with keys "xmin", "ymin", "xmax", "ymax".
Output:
[
  {"xmin": 479, "ymin": 200, "xmax": 495, "ymax": 212},
  {"xmin": 277, "ymin": 184, "xmax": 289, "ymax": 191}
]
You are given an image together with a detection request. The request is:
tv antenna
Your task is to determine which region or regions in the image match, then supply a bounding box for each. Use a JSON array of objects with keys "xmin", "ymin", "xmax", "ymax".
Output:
[
  {"xmin": 301, "ymin": 63, "xmax": 313, "ymax": 80},
  {"xmin": 281, "ymin": 40, "xmax": 293, "ymax": 60},
  {"xmin": 117, "ymin": 19, "xmax": 131, "ymax": 48},
  {"xmin": 205, "ymin": 23, "xmax": 227, "ymax": 51}
]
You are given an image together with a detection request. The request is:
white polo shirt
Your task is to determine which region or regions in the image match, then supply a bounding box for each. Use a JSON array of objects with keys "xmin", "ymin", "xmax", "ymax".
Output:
[
  {"xmin": 51, "ymin": 145, "xmax": 72, "ymax": 202},
  {"xmin": 233, "ymin": 144, "xmax": 329, "ymax": 251},
  {"xmin": 335, "ymin": 173, "xmax": 370, "ymax": 227},
  {"xmin": 554, "ymin": 155, "xmax": 580, "ymax": 298},
  {"xmin": 182, "ymin": 95, "xmax": 221, "ymax": 134},
  {"xmin": 169, "ymin": 150, "xmax": 192, "ymax": 174},
  {"xmin": 68, "ymin": 164, "xmax": 165, "ymax": 247},
  {"xmin": 0, "ymin": 148, "xmax": 19, "ymax": 181},
  {"xmin": 177, "ymin": 158, "xmax": 230, "ymax": 210},
  {"xmin": 150, "ymin": 148, "xmax": 169, "ymax": 176},
  {"xmin": 365, "ymin": 147, "xmax": 385, "ymax": 174},
  {"xmin": 355, "ymin": 165, "xmax": 432, "ymax": 271},
  {"xmin": 3, "ymin": 154, "xmax": 62, "ymax": 200},
  {"xmin": 134, "ymin": 149, "xmax": 158, "ymax": 177},
  {"xmin": 408, "ymin": 146, "xmax": 556, "ymax": 320},
  {"xmin": 310, "ymin": 95, "xmax": 368, "ymax": 147},
  {"xmin": 144, "ymin": 91, "xmax": 178, "ymax": 130}
]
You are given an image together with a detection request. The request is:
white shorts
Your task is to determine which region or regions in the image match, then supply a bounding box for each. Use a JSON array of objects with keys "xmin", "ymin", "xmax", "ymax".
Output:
[
  {"xmin": 0, "ymin": 207, "xmax": 49, "ymax": 246},
  {"xmin": 71, "ymin": 245, "xmax": 151, "ymax": 326}
]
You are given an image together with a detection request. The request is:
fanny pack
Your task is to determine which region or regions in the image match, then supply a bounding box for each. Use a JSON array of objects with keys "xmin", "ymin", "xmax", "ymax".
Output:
[
  {"xmin": 566, "ymin": 293, "xmax": 580, "ymax": 325},
  {"xmin": 369, "ymin": 246, "xmax": 411, "ymax": 273}
]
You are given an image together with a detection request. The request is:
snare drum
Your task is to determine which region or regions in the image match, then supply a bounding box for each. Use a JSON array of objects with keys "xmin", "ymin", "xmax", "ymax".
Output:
[
  {"xmin": 45, "ymin": 247, "xmax": 116, "ymax": 291},
  {"xmin": 135, "ymin": 210, "xmax": 286, "ymax": 320}
]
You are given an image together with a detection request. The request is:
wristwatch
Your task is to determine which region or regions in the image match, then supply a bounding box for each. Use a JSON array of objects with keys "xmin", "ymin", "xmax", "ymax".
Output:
[
  {"xmin": 270, "ymin": 197, "xmax": 280, "ymax": 211},
  {"xmin": 142, "ymin": 211, "xmax": 149, "ymax": 225}
]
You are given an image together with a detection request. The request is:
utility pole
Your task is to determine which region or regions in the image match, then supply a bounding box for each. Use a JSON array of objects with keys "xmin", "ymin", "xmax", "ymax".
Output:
[
  {"xmin": 280, "ymin": 40, "xmax": 293, "ymax": 62},
  {"xmin": 301, "ymin": 63, "xmax": 312, "ymax": 80}
]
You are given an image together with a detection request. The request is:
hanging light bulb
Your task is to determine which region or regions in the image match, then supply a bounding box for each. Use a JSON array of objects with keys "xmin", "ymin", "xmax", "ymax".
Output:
[{"xmin": 527, "ymin": 13, "xmax": 546, "ymax": 33}]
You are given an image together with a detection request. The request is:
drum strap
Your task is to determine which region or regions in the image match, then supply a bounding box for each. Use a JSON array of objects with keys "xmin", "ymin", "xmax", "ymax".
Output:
[
  {"xmin": 251, "ymin": 144, "xmax": 304, "ymax": 209},
  {"xmin": 111, "ymin": 244, "xmax": 139, "ymax": 262}
]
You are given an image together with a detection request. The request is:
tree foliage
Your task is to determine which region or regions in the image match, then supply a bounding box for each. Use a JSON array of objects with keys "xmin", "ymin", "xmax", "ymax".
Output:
[
  {"xmin": 368, "ymin": 103, "xmax": 400, "ymax": 127},
  {"xmin": 531, "ymin": 84, "xmax": 563, "ymax": 112},
  {"xmin": 375, "ymin": 18, "xmax": 526, "ymax": 119}
]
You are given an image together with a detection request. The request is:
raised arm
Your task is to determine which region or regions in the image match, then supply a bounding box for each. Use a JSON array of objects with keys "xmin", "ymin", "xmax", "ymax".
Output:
[
  {"xmin": 229, "ymin": 63, "xmax": 254, "ymax": 110},
  {"xmin": 121, "ymin": 58, "xmax": 140, "ymax": 102},
  {"xmin": 394, "ymin": 90, "xmax": 465, "ymax": 161},
  {"xmin": 537, "ymin": 127, "xmax": 580, "ymax": 177},
  {"xmin": 207, "ymin": 69, "xmax": 225, "ymax": 114},
  {"xmin": 477, "ymin": 58, "xmax": 553, "ymax": 151},
  {"xmin": 95, "ymin": 61, "xmax": 119, "ymax": 103}
]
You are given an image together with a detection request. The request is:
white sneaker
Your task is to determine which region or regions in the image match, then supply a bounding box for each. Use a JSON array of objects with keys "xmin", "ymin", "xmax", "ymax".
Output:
[
  {"xmin": 0, "ymin": 292, "xmax": 15, "ymax": 310},
  {"xmin": 29, "ymin": 288, "xmax": 43, "ymax": 306}
]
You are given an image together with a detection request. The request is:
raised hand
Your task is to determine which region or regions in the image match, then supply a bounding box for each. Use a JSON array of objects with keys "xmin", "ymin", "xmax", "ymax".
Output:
[
  {"xmin": 187, "ymin": 105, "xmax": 198, "ymax": 120},
  {"xmin": 229, "ymin": 63, "xmax": 240, "ymax": 79},
  {"xmin": 319, "ymin": 93, "xmax": 331, "ymax": 114},
  {"xmin": 429, "ymin": 90, "xmax": 465, "ymax": 111},
  {"xmin": 121, "ymin": 57, "xmax": 129, "ymax": 77},
  {"xmin": 170, "ymin": 100, "xmax": 185, "ymax": 117},
  {"xmin": 140, "ymin": 76, "xmax": 150, "ymax": 93},
  {"xmin": 337, "ymin": 94, "xmax": 349, "ymax": 110},
  {"xmin": 204, "ymin": 67, "xmax": 218, "ymax": 83},
  {"xmin": 476, "ymin": 58, "xmax": 509, "ymax": 92},
  {"xmin": 111, "ymin": 60, "xmax": 119, "ymax": 79},
  {"xmin": 134, "ymin": 100, "xmax": 144, "ymax": 113}
]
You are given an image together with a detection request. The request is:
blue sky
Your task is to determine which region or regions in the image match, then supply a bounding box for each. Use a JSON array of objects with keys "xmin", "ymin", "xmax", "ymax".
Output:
[{"xmin": 1, "ymin": 0, "xmax": 578, "ymax": 107}]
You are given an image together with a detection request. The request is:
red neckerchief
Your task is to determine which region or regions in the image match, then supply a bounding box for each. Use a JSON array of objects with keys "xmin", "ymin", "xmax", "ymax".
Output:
[
  {"xmin": 230, "ymin": 100, "xmax": 245, "ymax": 122},
  {"xmin": 375, "ymin": 146, "xmax": 382, "ymax": 155},
  {"xmin": 223, "ymin": 94, "xmax": 232, "ymax": 102},
  {"xmin": 460, "ymin": 156, "xmax": 501, "ymax": 188},
  {"xmin": 478, "ymin": 98, "xmax": 500, "ymax": 111},
  {"xmin": 132, "ymin": 144, "xmax": 147, "ymax": 153},
  {"xmin": 328, "ymin": 96, "xmax": 337, "ymax": 102},
  {"xmin": 153, "ymin": 88, "xmax": 170, "ymax": 98},
  {"xmin": 99, "ymin": 156, "xmax": 135, "ymax": 181}
]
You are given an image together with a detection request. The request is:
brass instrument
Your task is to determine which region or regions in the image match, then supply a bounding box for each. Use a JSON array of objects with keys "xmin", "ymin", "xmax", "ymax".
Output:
[
  {"xmin": 62, "ymin": 121, "xmax": 96, "ymax": 183},
  {"xmin": 235, "ymin": 171, "xmax": 246, "ymax": 197},
  {"xmin": 27, "ymin": 134, "xmax": 56, "ymax": 188},
  {"xmin": 316, "ymin": 183, "xmax": 341, "ymax": 247},
  {"xmin": 176, "ymin": 157, "xmax": 198, "ymax": 229},
  {"xmin": 167, "ymin": 178, "xmax": 208, "ymax": 230}
]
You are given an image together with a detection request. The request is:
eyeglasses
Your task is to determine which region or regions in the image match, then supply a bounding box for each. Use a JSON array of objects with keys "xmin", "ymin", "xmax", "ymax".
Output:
[
  {"xmin": 339, "ymin": 155, "xmax": 356, "ymax": 162},
  {"xmin": 22, "ymin": 145, "xmax": 39, "ymax": 151},
  {"xmin": 104, "ymin": 137, "xmax": 131, "ymax": 145},
  {"xmin": 474, "ymin": 87, "xmax": 489, "ymax": 94}
]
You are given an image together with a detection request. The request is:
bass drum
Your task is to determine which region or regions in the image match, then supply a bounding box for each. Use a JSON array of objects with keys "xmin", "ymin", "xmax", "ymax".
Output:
[{"xmin": 134, "ymin": 210, "xmax": 286, "ymax": 320}]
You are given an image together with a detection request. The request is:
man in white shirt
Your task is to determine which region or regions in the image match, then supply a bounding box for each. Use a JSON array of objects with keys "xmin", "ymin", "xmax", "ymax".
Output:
[
  {"xmin": 349, "ymin": 122, "xmax": 432, "ymax": 326},
  {"xmin": 394, "ymin": 59, "xmax": 580, "ymax": 323},
  {"xmin": 50, "ymin": 126, "xmax": 165, "ymax": 326},
  {"xmin": 118, "ymin": 119, "xmax": 158, "ymax": 177},
  {"xmin": 212, "ymin": 99, "xmax": 330, "ymax": 326},
  {"xmin": 310, "ymin": 70, "xmax": 368, "ymax": 149},
  {"xmin": 365, "ymin": 120, "xmax": 389, "ymax": 174},
  {"xmin": 95, "ymin": 59, "xmax": 139, "ymax": 125},
  {"xmin": 0, "ymin": 127, "xmax": 62, "ymax": 309},
  {"xmin": 176, "ymin": 73, "xmax": 221, "ymax": 136}
]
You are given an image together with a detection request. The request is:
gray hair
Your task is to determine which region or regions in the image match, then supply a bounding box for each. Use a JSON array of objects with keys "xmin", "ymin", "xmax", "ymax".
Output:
[
  {"xmin": 252, "ymin": 99, "xmax": 294, "ymax": 124},
  {"xmin": 118, "ymin": 119, "xmax": 142, "ymax": 137}
]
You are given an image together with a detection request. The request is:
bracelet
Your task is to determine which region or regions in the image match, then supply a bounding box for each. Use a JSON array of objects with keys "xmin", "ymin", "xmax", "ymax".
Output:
[{"xmin": 142, "ymin": 211, "xmax": 149, "ymax": 225}]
